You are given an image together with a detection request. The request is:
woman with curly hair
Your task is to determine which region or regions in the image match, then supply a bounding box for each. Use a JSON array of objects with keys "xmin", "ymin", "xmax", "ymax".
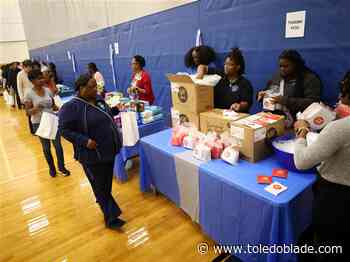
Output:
[{"xmin": 184, "ymin": 45, "xmax": 216, "ymax": 79}]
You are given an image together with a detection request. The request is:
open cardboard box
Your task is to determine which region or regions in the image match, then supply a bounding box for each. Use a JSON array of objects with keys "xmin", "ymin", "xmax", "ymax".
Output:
[
  {"xmin": 231, "ymin": 112, "xmax": 285, "ymax": 163},
  {"xmin": 200, "ymin": 109, "xmax": 249, "ymax": 134},
  {"xmin": 167, "ymin": 74, "xmax": 214, "ymax": 114}
]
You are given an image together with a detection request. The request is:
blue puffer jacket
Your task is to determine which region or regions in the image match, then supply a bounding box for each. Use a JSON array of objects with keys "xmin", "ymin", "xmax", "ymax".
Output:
[{"xmin": 58, "ymin": 96, "xmax": 121, "ymax": 165}]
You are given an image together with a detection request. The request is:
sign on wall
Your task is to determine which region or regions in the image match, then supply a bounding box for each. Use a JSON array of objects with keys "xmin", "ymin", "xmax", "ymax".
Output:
[{"xmin": 285, "ymin": 11, "xmax": 306, "ymax": 38}]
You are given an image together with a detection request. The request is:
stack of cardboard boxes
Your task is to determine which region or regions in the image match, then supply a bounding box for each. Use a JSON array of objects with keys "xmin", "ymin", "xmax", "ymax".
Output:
[
  {"xmin": 168, "ymin": 74, "xmax": 214, "ymax": 129},
  {"xmin": 167, "ymin": 74, "xmax": 286, "ymax": 162}
]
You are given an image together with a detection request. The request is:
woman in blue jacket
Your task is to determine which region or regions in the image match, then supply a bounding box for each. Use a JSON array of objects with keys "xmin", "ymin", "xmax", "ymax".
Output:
[{"xmin": 59, "ymin": 74, "xmax": 125, "ymax": 230}]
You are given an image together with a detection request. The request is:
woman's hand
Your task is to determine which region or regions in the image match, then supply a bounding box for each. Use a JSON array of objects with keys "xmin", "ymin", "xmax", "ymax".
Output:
[
  {"xmin": 230, "ymin": 103, "xmax": 241, "ymax": 112},
  {"xmin": 294, "ymin": 120, "xmax": 310, "ymax": 139},
  {"xmin": 257, "ymin": 91, "xmax": 266, "ymax": 102},
  {"xmin": 86, "ymin": 139, "xmax": 97, "ymax": 150},
  {"xmin": 196, "ymin": 65, "xmax": 208, "ymax": 79},
  {"xmin": 136, "ymin": 87, "xmax": 146, "ymax": 94},
  {"xmin": 270, "ymin": 96, "xmax": 283, "ymax": 105}
]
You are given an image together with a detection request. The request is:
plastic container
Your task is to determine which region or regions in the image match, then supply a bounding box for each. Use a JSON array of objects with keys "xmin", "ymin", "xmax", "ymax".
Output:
[{"xmin": 272, "ymin": 134, "xmax": 316, "ymax": 173}]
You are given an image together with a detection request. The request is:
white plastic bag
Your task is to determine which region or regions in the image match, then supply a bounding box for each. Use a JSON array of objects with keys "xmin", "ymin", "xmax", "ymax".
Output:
[
  {"xmin": 221, "ymin": 146, "xmax": 240, "ymax": 165},
  {"xmin": 3, "ymin": 90, "xmax": 9, "ymax": 103},
  {"xmin": 190, "ymin": 74, "xmax": 222, "ymax": 86},
  {"xmin": 6, "ymin": 89, "xmax": 15, "ymax": 106},
  {"xmin": 193, "ymin": 144, "xmax": 211, "ymax": 162},
  {"xmin": 121, "ymin": 112, "xmax": 140, "ymax": 146},
  {"xmin": 35, "ymin": 112, "xmax": 58, "ymax": 140}
]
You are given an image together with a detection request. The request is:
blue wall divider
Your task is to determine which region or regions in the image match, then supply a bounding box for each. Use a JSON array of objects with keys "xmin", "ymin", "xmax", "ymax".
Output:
[{"xmin": 30, "ymin": 0, "xmax": 350, "ymax": 115}]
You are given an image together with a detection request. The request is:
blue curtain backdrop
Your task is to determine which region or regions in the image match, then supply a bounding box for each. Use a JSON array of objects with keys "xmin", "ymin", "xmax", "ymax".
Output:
[{"xmin": 30, "ymin": 0, "xmax": 350, "ymax": 115}]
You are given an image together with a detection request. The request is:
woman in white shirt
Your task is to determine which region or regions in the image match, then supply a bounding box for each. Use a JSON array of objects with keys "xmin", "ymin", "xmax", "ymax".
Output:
[{"xmin": 88, "ymin": 63, "xmax": 105, "ymax": 96}]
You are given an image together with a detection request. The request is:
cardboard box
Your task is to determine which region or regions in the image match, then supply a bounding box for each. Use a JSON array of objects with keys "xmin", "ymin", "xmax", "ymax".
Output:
[
  {"xmin": 171, "ymin": 108, "xmax": 200, "ymax": 129},
  {"xmin": 200, "ymin": 109, "xmax": 249, "ymax": 134},
  {"xmin": 231, "ymin": 112, "xmax": 285, "ymax": 163},
  {"xmin": 167, "ymin": 74, "xmax": 214, "ymax": 114}
]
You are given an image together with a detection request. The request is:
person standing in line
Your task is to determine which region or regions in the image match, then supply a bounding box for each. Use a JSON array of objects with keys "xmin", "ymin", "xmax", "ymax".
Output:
[
  {"xmin": 59, "ymin": 74, "xmax": 125, "ymax": 230},
  {"xmin": 24, "ymin": 69, "xmax": 70, "ymax": 177},
  {"xmin": 17, "ymin": 60, "xmax": 34, "ymax": 133},
  {"xmin": 8, "ymin": 62, "xmax": 22, "ymax": 108}
]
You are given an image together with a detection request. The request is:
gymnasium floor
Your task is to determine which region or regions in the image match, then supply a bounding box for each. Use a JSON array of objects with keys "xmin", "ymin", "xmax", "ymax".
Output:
[{"xmin": 0, "ymin": 99, "xmax": 218, "ymax": 262}]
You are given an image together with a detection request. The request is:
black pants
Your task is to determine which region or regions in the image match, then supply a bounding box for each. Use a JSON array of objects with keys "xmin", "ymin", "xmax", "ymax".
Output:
[
  {"xmin": 11, "ymin": 86, "xmax": 22, "ymax": 108},
  {"xmin": 311, "ymin": 176, "xmax": 350, "ymax": 261},
  {"xmin": 82, "ymin": 162, "xmax": 122, "ymax": 227},
  {"xmin": 28, "ymin": 115, "xmax": 34, "ymax": 134},
  {"xmin": 33, "ymin": 124, "xmax": 65, "ymax": 172}
]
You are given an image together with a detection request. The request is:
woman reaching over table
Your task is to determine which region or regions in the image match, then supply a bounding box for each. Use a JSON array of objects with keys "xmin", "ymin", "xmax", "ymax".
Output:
[
  {"xmin": 293, "ymin": 71, "xmax": 350, "ymax": 261},
  {"xmin": 184, "ymin": 45, "xmax": 216, "ymax": 79},
  {"xmin": 257, "ymin": 49, "xmax": 322, "ymax": 125}
]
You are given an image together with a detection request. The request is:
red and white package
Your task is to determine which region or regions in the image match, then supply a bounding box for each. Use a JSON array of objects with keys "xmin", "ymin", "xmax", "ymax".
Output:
[
  {"xmin": 211, "ymin": 141, "xmax": 224, "ymax": 159},
  {"xmin": 265, "ymin": 182, "xmax": 287, "ymax": 196},
  {"xmin": 171, "ymin": 126, "xmax": 190, "ymax": 146},
  {"xmin": 221, "ymin": 146, "xmax": 239, "ymax": 165},
  {"xmin": 257, "ymin": 175, "xmax": 273, "ymax": 184},
  {"xmin": 193, "ymin": 143, "xmax": 212, "ymax": 162},
  {"xmin": 297, "ymin": 103, "xmax": 336, "ymax": 130}
]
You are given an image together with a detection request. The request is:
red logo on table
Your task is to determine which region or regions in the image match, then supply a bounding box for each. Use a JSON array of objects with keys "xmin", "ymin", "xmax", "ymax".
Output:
[
  {"xmin": 273, "ymin": 184, "xmax": 282, "ymax": 190},
  {"xmin": 313, "ymin": 116, "xmax": 325, "ymax": 126}
]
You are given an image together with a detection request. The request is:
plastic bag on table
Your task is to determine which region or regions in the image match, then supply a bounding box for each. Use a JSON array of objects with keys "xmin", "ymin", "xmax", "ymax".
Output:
[
  {"xmin": 171, "ymin": 125, "xmax": 190, "ymax": 146},
  {"xmin": 121, "ymin": 112, "xmax": 140, "ymax": 146},
  {"xmin": 193, "ymin": 143, "xmax": 211, "ymax": 162},
  {"xmin": 211, "ymin": 141, "xmax": 224, "ymax": 159},
  {"xmin": 221, "ymin": 146, "xmax": 240, "ymax": 166}
]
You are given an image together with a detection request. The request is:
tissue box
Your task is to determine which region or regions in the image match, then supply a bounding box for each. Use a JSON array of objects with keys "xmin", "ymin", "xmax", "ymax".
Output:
[
  {"xmin": 200, "ymin": 109, "xmax": 249, "ymax": 134},
  {"xmin": 298, "ymin": 103, "xmax": 336, "ymax": 130},
  {"xmin": 231, "ymin": 112, "xmax": 285, "ymax": 163},
  {"xmin": 221, "ymin": 146, "xmax": 240, "ymax": 165},
  {"xmin": 193, "ymin": 144, "xmax": 212, "ymax": 162},
  {"xmin": 167, "ymin": 74, "xmax": 214, "ymax": 114}
]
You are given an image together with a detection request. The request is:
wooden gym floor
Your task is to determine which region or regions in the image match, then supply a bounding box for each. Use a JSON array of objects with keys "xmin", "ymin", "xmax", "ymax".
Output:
[{"xmin": 0, "ymin": 99, "xmax": 221, "ymax": 262}]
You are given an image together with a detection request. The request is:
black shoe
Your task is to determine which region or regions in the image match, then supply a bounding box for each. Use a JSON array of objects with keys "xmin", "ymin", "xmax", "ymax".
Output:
[
  {"xmin": 107, "ymin": 218, "xmax": 126, "ymax": 230},
  {"xmin": 59, "ymin": 168, "xmax": 71, "ymax": 176},
  {"xmin": 49, "ymin": 169, "xmax": 57, "ymax": 177}
]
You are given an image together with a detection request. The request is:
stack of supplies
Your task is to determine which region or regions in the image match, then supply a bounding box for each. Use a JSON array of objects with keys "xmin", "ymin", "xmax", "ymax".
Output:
[{"xmin": 140, "ymin": 106, "xmax": 163, "ymax": 124}]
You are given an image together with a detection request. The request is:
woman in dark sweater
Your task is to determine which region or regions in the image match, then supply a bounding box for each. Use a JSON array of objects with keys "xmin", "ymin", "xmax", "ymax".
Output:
[
  {"xmin": 59, "ymin": 74, "xmax": 125, "ymax": 230},
  {"xmin": 208, "ymin": 48, "xmax": 253, "ymax": 113},
  {"xmin": 257, "ymin": 49, "xmax": 322, "ymax": 122}
]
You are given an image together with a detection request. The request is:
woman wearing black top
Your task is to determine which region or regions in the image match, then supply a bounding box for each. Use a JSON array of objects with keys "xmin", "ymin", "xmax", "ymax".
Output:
[
  {"xmin": 257, "ymin": 49, "xmax": 322, "ymax": 119},
  {"xmin": 209, "ymin": 48, "xmax": 253, "ymax": 113}
]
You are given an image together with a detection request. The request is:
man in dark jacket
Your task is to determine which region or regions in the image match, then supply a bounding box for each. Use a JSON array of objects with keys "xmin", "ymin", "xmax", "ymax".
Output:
[
  {"xmin": 7, "ymin": 62, "xmax": 22, "ymax": 108},
  {"xmin": 59, "ymin": 74, "xmax": 125, "ymax": 230}
]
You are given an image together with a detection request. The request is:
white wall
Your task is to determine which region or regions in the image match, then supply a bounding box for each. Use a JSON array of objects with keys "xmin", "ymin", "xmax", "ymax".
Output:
[
  {"xmin": 0, "ymin": 0, "xmax": 29, "ymax": 63},
  {"xmin": 0, "ymin": 41, "xmax": 29, "ymax": 64},
  {"xmin": 18, "ymin": 0, "xmax": 196, "ymax": 50}
]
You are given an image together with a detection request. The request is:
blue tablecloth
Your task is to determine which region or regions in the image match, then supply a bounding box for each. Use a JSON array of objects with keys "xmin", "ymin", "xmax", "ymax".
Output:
[
  {"xmin": 113, "ymin": 118, "xmax": 167, "ymax": 182},
  {"xmin": 139, "ymin": 129, "xmax": 316, "ymax": 262}
]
